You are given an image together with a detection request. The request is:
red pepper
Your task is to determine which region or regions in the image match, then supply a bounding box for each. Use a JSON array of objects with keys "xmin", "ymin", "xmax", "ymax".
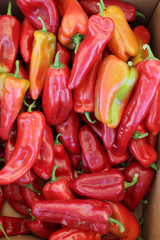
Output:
[
  {"xmin": 79, "ymin": 0, "xmax": 145, "ymax": 21},
  {"xmin": 42, "ymin": 51, "xmax": 73, "ymax": 125},
  {"xmin": 146, "ymin": 131, "xmax": 157, "ymax": 148},
  {"xmin": 117, "ymin": 45, "xmax": 160, "ymax": 153},
  {"xmin": 55, "ymin": 110, "xmax": 80, "ymax": 154},
  {"xmin": 0, "ymin": 110, "xmax": 45, "ymax": 185},
  {"xmin": 0, "ymin": 2, "xmax": 21, "ymax": 73},
  {"xmin": 17, "ymin": 0, "xmax": 59, "ymax": 34},
  {"xmin": 53, "ymin": 134, "xmax": 74, "ymax": 181},
  {"xmin": 109, "ymin": 202, "xmax": 140, "ymax": 240},
  {"xmin": 49, "ymin": 227, "xmax": 102, "ymax": 240},
  {"xmin": 68, "ymin": 152, "xmax": 82, "ymax": 170},
  {"xmin": 123, "ymin": 161, "xmax": 155, "ymax": 211},
  {"xmin": 0, "ymin": 186, "xmax": 4, "ymax": 214},
  {"xmin": 102, "ymin": 233, "xmax": 119, "ymax": 240},
  {"xmin": 0, "ymin": 216, "xmax": 31, "ymax": 238},
  {"xmin": 81, "ymin": 153, "xmax": 91, "ymax": 173},
  {"xmin": 33, "ymin": 123, "xmax": 55, "ymax": 180},
  {"xmin": 20, "ymin": 17, "xmax": 36, "ymax": 63},
  {"xmin": 68, "ymin": 14, "xmax": 114, "ymax": 90},
  {"xmin": 128, "ymin": 123, "xmax": 157, "ymax": 168},
  {"xmin": 31, "ymin": 199, "xmax": 124, "ymax": 234},
  {"xmin": 102, "ymin": 124, "xmax": 117, "ymax": 150},
  {"xmin": 3, "ymin": 183, "xmax": 29, "ymax": 217},
  {"xmin": 11, "ymin": 60, "xmax": 29, "ymax": 80},
  {"xmin": 43, "ymin": 166, "xmax": 75, "ymax": 200},
  {"xmin": 73, "ymin": 54, "xmax": 102, "ymax": 113},
  {"xmin": 54, "ymin": 41, "xmax": 70, "ymax": 65},
  {"xmin": 70, "ymin": 169, "xmax": 138, "ymax": 202},
  {"xmin": 79, "ymin": 125, "xmax": 110, "ymax": 173}
]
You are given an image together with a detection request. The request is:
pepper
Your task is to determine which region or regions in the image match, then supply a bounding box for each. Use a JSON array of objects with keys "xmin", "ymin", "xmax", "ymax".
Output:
[
  {"xmin": 146, "ymin": 131, "xmax": 157, "ymax": 148},
  {"xmin": 79, "ymin": 0, "xmax": 145, "ymax": 21},
  {"xmin": 123, "ymin": 161, "xmax": 155, "ymax": 211},
  {"xmin": 102, "ymin": 233, "xmax": 119, "ymax": 240},
  {"xmin": 128, "ymin": 123, "xmax": 157, "ymax": 168},
  {"xmin": 79, "ymin": 125, "xmax": 110, "ymax": 173},
  {"xmin": 55, "ymin": 0, "xmax": 88, "ymax": 49},
  {"xmin": 131, "ymin": 25, "xmax": 150, "ymax": 66},
  {"xmin": 0, "ymin": 186, "xmax": 4, "ymax": 214},
  {"xmin": 0, "ymin": 61, "xmax": 29, "ymax": 140},
  {"xmin": 109, "ymin": 202, "xmax": 140, "ymax": 240},
  {"xmin": 31, "ymin": 199, "xmax": 125, "ymax": 234},
  {"xmin": 33, "ymin": 123, "xmax": 55, "ymax": 180},
  {"xmin": 29, "ymin": 17, "xmax": 56, "ymax": 100},
  {"xmin": 43, "ymin": 166, "xmax": 75, "ymax": 200},
  {"xmin": 20, "ymin": 17, "xmax": 36, "ymax": 63},
  {"xmin": 17, "ymin": 0, "xmax": 59, "ymax": 34},
  {"xmin": 0, "ymin": 2, "xmax": 21, "ymax": 73},
  {"xmin": 68, "ymin": 14, "xmax": 115, "ymax": 90},
  {"xmin": 49, "ymin": 228, "xmax": 102, "ymax": 240},
  {"xmin": 0, "ymin": 110, "xmax": 45, "ymax": 185},
  {"xmin": 42, "ymin": 51, "xmax": 73, "ymax": 125},
  {"xmin": 73, "ymin": 54, "xmax": 102, "ymax": 114},
  {"xmin": 55, "ymin": 110, "xmax": 80, "ymax": 154},
  {"xmin": 54, "ymin": 41, "xmax": 70, "ymax": 65},
  {"xmin": 70, "ymin": 169, "xmax": 138, "ymax": 202},
  {"xmin": 94, "ymin": 55, "xmax": 138, "ymax": 127},
  {"xmin": 117, "ymin": 44, "xmax": 160, "ymax": 153},
  {"xmin": 53, "ymin": 133, "xmax": 74, "ymax": 181},
  {"xmin": 12, "ymin": 60, "xmax": 29, "ymax": 80},
  {"xmin": 102, "ymin": 124, "xmax": 117, "ymax": 150},
  {"xmin": 68, "ymin": 152, "xmax": 82, "ymax": 170},
  {"xmin": 81, "ymin": 153, "xmax": 91, "ymax": 173}
]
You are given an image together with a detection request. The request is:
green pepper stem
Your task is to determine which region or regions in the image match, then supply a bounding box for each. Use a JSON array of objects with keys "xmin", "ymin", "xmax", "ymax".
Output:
[
  {"xmin": 23, "ymin": 97, "xmax": 36, "ymax": 113},
  {"xmin": 100, "ymin": 0, "xmax": 106, "ymax": 10},
  {"xmin": 7, "ymin": 1, "xmax": 12, "ymax": 16},
  {"xmin": 97, "ymin": 3, "xmax": 105, "ymax": 18},
  {"xmin": 50, "ymin": 165, "xmax": 59, "ymax": 183},
  {"xmin": 0, "ymin": 224, "xmax": 10, "ymax": 240},
  {"xmin": 0, "ymin": 158, "xmax": 5, "ymax": 162},
  {"xmin": 72, "ymin": 33, "xmax": 85, "ymax": 54},
  {"xmin": 12, "ymin": 60, "xmax": 20, "ymax": 79},
  {"xmin": 82, "ymin": 112, "xmax": 96, "ymax": 124},
  {"xmin": 28, "ymin": 208, "xmax": 35, "ymax": 221},
  {"xmin": 139, "ymin": 216, "xmax": 144, "ymax": 226},
  {"xmin": 124, "ymin": 173, "xmax": 139, "ymax": 189},
  {"xmin": 23, "ymin": 183, "xmax": 41, "ymax": 195},
  {"xmin": 109, "ymin": 217, "xmax": 125, "ymax": 233},
  {"xmin": 54, "ymin": 133, "xmax": 62, "ymax": 146},
  {"xmin": 143, "ymin": 44, "xmax": 159, "ymax": 61},
  {"xmin": 132, "ymin": 131, "xmax": 148, "ymax": 139},
  {"xmin": 50, "ymin": 51, "xmax": 64, "ymax": 70},
  {"xmin": 135, "ymin": 11, "xmax": 146, "ymax": 20},
  {"xmin": 38, "ymin": 16, "xmax": 47, "ymax": 33},
  {"xmin": 150, "ymin": 162, "xmax": 159, "ymax": 171},
  {"xmin": 137, "ymin": 237, "xmax": 143, "ymax": 240}
]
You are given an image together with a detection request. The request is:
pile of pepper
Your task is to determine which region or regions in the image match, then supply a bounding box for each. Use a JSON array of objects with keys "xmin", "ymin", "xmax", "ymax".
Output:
[{"xmin": 0, "ymin": 0, "xmax": 159, "ymax": 239}]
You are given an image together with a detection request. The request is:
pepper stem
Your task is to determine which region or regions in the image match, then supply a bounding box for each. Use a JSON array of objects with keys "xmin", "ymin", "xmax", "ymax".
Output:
[
  {"xmin": 82, "ymin": 112, "xmax": 96, "ymax": 124},
  {"xmin": 23, "ymin": 96, "xmax": 36, "ymax": 112},
  {"xmin": 7, "ymin": 1, "xmax": 12, "ymax": 16},
  {"xmin": 50, "ymin": 51, "xmax": 64, "ymax": 70},
  {"xmin": 50, "ymin": 165, "xmax": 59, "ymax": 183},
  {"xmin": 143, "ymin": 44, "xmax": 159, "ymax": 61},
  {"xmin": 99, "ymin": 0, "xmax": 106, "ymax": 10},
  {"xmin": 97, "ymin": 3, "xmax": 105, "ymax": 18},
  {"xmin": 150, "ymin": 162, "xmax": 159, "ymax": 171},
  {"xmin": 124, "ymin": 173, "xmax": 139, "ymax": 189},
  {"xmin": 135, "ymin": 11, "xmax": 146, "ymax": 20},
  {"xmin": 0, "ymin": 224, "xmax": 10, "ymax": 240},
  {"xmin": 72, "ymin": 33, "xmax": 85, "ymax": 54},
  {"xmin": 23, "ymin": 183, "xmax": 41, "ymax": 195},
  {"xmin": 54, "ymin": 133, "xmax": 62, "ymax": 145},
  {"xmin": 132, "ymin": 130, "xmax": 148, "ymax": 139},
  {"xmin": 38, "ymin": 16, "xmax": 47, "ymax": 33},
  {"xmin": 28, "ymin": 208, "xmax": 36, "ymax": 221},
  {"xmin": 137, "ymin": 237, "xmax": 143, "ymax": 240},
  {"xmin": 109, "ymin": 217, "xmax": 125, "ymax": 233},
  {"xmin": 0, "ymin": 158, "xmax": 5, "ymax": 162},
  {"xmin": 12, "ymin": 60, "xmax": 20, "ymax": 79}
]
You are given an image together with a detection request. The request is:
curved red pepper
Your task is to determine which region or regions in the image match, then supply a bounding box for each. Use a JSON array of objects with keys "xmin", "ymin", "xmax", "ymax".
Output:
[
  {"xmin": 68, "ymin": 152, "xmax": 82, "ymax": 170},
  {"xmin": 102, "ymin": 124, "xmax": 117, "ymax": 150},
  {"xmin": 79, "ymin": 125, "xmax": 110, "ymax": 173},
  {"xmin": 42, "ymin": 52, "xmax": 73, "ymax": 125},
  {"xmin": 17, "ymin": 0, "xmax": 59, "ymax": 34},
  {"xmin": 146, "ymin": 131, "xmax": 157, "ymax": 148},
  {"xmin": 55, "ymin": 110, "xmax": 80, "ymax": 154},
  {"xmin": 0, "ymin": 2, "xmax": 21, "ymax": 73},
  {"xmin": 33, "ymin": 123, "xmax": 55, "ymax": 180},
  {"xmin": 68, "ymin": 15, "xmax": 115, "ymax": 90},
  {"xmin": 20, "ymin": 17, "xmax": 36, "ymax": 63},
  {"xmin": 54, "ymin": 41, "xmax": 70, "ymax": 65},
  {"xmin": 123, "ymin": 161, "xmax": 155, "ymax": 211},
  {"xmin": 0, "ymin": 111, "xmax": 45, "ymax": 185},
  {"xmin": 49, "ymin": 227, "xmax": 102, "ymax": 240},
  {"xmin": 81, "ymin": 153, "xmax": 91, "ymax": 173}
]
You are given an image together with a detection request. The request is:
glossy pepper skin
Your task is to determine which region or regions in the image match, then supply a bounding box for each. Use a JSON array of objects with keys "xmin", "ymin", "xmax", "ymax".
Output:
[
  {"xmin": 33, "ymin": 123, "xmax": 55, "ymax": 180},
  {"xmin": 42, "ymin": 52, "xmax": 73, "ymax": 125},
  {"xmin": 49, "ymin": 228, "xmax": 102, "ymax": 240},
  {"xmin": 123, "ymin": 161, "xmax": 155, "ymax": 211},
  {"xmin": 73, "ymin": 54, "xmax": 102, "ymax": 113},
  {"xmin": 55, "ymin": 110, "xmax": 80, "ymax": 155},
  {"xmin": 117, "ymin": 45, "xmax": 160, "ymax": 153},
  {"xmin": 32, "ymin": 199, "xmax": 114, "ymax": 234},
  {"xmin": 54, "ymin": 41, "xmax": 70, "ymax": 65},
  {"xmin": 17, "ymin": 0, "xmax": 59, "ymax": 34},
  {"xmin": 68, "ymin": 15, "xmax": 115, "ymax": 90},
  {"xmin": 79, "ymin": 125, "xmax": 110, "ymax": 173},
  {"xmin": 20, "ymin": 17, "xmax": 36, "ymax": 63},
  {"xmin": 102, "ymin": 124, "xmax": 117, "ymax": 150},
  {"xmin": 55, "ymin": 0, "xmax": 88, "ymax": 48},
  {"xmin": 0, "ymin": 2, "xmax": 21, "ymax": 73},
  {"xmin": 109, "ymin": 202, "xmax": 140, "ymax": 240},
  {"xmin": 29, "ymin": 18, "xmax": 56, "ymax": 100},
  {"xmin": 94, "ymin": 55, "xmax": 138, "ymax": 127},
  {"xmin": 0, "ymin": 111, "xmax": 45, "ymax": 185}
]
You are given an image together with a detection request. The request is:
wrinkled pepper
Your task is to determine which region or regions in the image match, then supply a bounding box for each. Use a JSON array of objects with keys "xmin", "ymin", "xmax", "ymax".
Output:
[
  {"xmin": 117, "ymin": 44, "xmax": 160, "ymax": 153},
  {"xmin": 29, "ymin": 17, "xmax": 56, "ymax": 100},
  {"xmin": 94, "ymin": 55, "xmax": 138, "ymax": 127}
]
